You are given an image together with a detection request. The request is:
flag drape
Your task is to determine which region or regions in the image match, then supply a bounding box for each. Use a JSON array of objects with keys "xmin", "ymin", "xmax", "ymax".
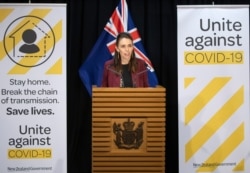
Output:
[{"xmin": 79, "ymin": 0, "xmax": 158, "ymax": 96}]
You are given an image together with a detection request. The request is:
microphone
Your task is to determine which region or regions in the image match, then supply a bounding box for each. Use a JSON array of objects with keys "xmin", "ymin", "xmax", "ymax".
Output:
[
  {"xmin": 106, "ymin": 63, "xmax": 149, "ymax": 88},
  {"xmin": 136, "ymin": 63, "xmax": 149, "ymax": 76},
  {"xmin": 107, "ymin": 64, "xmax": 124, "ymax": 87},
  {"xmin": 106, "ymin": 64, "xmax": 121, "ymax": 76},
  {"xmin": 133, "ymin": 63, "xmax": 149, "ymax": 87}
]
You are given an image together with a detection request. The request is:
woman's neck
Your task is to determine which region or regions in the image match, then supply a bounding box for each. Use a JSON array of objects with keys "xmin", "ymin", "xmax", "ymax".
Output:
[{"xmin": 121, "ymin": 59, "xmax": 129, "ymax": 65}]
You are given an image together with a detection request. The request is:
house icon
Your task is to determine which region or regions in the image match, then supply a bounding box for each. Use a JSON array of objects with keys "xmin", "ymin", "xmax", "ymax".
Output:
[{"xmin": 4, "ymin": 15, "xmax": 55, "ymax": 67}]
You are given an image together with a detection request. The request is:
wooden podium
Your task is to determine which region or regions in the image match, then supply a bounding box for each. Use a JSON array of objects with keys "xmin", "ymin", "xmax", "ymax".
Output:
[{"xmin": 92, "ymin": 86, "xmax": 166, "ymax": 173}]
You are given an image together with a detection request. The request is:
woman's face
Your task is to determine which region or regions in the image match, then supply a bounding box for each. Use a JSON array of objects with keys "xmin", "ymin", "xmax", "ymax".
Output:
[{"xmin": 116, "ymin": 37, "xmax": 134, "ymax": 64}]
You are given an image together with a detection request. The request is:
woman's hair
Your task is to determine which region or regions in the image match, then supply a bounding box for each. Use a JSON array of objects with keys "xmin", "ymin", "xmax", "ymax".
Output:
[{"xmin": 113, "ymin": 32, "xmax": 137, "ymax": 73}]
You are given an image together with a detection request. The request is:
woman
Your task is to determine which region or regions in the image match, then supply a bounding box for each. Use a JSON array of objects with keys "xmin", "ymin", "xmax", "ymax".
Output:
[{"xmin": 101, "ymin": 32, "xmax": 149, "ymax": 87}]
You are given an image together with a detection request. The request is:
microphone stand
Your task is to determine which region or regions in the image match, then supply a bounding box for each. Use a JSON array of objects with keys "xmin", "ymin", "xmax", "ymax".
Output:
[
  {"xmin": 107, "ymin": 65, "xmax": 124, "ymax": 87},
  {"xmin": 133, "ymin": 64, "xmax": 149, "ymax": 87},
  {"xmin": 107, "ymin": 63, "xmax": 149, "ymax": 88}
]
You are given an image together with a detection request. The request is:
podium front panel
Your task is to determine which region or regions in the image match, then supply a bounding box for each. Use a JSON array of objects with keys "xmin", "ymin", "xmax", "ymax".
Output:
[{"xmin": 92, "ymin": 86, "xmax": 166, "ymax": 173}]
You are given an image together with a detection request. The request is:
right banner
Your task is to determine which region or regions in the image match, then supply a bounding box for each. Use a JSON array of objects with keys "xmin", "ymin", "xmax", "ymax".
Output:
[{"xmin": 177, "ymin": 5, "xmax": 250, "ymax": 173}]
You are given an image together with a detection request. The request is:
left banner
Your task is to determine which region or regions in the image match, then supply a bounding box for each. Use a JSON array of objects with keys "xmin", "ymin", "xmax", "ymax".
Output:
[{"xmin": 0, "ymin": 4, "xmax": 67, "ymax": 173}]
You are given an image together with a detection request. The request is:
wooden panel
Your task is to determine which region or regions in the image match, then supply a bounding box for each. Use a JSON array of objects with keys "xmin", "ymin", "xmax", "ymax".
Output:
[
  {"xmin": 92, "ymin": 102, "xmax": 165, "ymax": 107},
  {"xmin": 92, "ymin": 86, "xmax": 166, "ymax": 173},
  {"xmin": 93, "ymin": 112, "xmax": 165, "ymax": 117},
  {"xmin": 93, "ymin": 97, "xmax": 165, "ymax": 102}
]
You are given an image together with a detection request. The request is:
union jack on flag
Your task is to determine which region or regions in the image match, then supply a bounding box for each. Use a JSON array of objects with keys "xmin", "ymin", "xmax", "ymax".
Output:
[{"xmin": 79, "ymin": 0, "xmax": 158, "ymax": 96}]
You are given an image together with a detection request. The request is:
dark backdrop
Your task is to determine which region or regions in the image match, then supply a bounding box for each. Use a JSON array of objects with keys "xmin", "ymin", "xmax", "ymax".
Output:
[{"xmin": 2, "ymin": 0, "xmax": 249, "ymax": 172}]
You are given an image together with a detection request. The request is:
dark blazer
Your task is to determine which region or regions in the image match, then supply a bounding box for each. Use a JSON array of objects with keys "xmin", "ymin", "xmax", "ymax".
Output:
[{"xmin": 101, "ymin": 58, "xmax": 149, "ymax": 87}]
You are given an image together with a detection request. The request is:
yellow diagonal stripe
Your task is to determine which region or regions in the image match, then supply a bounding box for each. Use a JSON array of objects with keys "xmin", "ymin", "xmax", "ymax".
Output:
[
  {"xmin": 0, "ymin": 9, "xmax": 51, "ymax": 61},
  {"xmin": 46, "ymin": 57, "xmax": 62, "ymax": 74},
  {"xmin": 197, "ymin": 123, "xmax": 244, "ymax": 172},
  {"xmin": 233, "ymin": 159, "xmax": 244, "ymax": 171},
  {"xmin": 185, "ymin": 86, "xmax": 244, "ymax": 161},
  {"xmin": 0, "ymin": 9, "xmax": 13, "ymax": 22},
  {"xmin": 185, "ymin": 77, "xmax": 231, "ymax": 125},
  {"xmin": 0, "ymin": 41, "xmax": 5, "ymax": 60},
  {"xmin": 0, "ymin": 9, "xmax": 14, "ymax": 60},
  {"xmin": 8, "ymin": 20, "xmax": 62, "ymax": 74},
  {"xmin": 184, "ymin": 77, "xmax": 195, "ymax": 88}
]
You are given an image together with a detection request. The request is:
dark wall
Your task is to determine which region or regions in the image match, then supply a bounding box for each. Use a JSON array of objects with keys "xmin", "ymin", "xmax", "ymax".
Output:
[{"xmin": 1, "ymin": 0, "xmax": 249, "ymax": 172}]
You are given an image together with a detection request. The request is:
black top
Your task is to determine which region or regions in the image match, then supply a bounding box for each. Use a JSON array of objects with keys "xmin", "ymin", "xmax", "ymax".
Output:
[{"xmin": 121, "ymin": 64, "xmax": 133, "ymax": 87}]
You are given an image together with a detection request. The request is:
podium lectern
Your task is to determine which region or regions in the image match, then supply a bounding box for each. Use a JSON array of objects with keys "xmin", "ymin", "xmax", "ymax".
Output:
[{"xmin": 92, "ymin": 86, "xmax": 166, "ymax": 173}]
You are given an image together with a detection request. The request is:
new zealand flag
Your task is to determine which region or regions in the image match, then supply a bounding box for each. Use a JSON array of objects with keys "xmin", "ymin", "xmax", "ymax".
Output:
[{"xmin": 79, "ymin": 0, "xmax": 158, "ymax": 96}]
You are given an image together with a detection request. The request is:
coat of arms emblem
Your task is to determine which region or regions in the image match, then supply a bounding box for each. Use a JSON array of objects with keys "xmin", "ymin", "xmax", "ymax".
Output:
[{"xmin": 113, "ymin": 118, "xmax": 144, "ymax": 149}]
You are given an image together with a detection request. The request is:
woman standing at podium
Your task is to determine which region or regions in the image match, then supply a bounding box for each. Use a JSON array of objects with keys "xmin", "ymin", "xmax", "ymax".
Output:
[{"xmin": 101, "ymin": 32, "xmax": 149, "ymax": 88}]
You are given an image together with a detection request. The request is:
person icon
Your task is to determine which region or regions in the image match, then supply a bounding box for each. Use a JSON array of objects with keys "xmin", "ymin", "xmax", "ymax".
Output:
[{"xmin": 19, "ymin": 29, "xmax": 40, "ymax": 54}]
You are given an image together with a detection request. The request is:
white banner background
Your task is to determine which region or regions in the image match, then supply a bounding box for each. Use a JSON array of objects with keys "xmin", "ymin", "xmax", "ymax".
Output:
[
  {"xmin": 178, "ymin": 5, "xmax": 250, "ymax": 173},
  {"xmin": 0, "ymin": 4, "xmax": 67, "ymax": 173}
]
